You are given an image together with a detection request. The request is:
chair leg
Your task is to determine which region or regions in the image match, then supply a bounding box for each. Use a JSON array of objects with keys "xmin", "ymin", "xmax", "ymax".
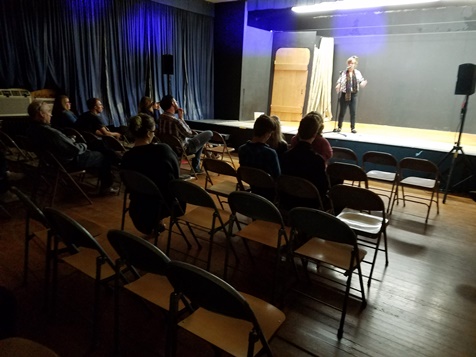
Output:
[
  {"xmin": 367, "ymin": 235, "xmax": 382, "ymax": 287},
  {"xmin": 338, "ymin": 272, "xmax": 353, "ymax": 339},
  {"xmin": 62, "ymin": 172, "xmax": 93, "ymax": 205}
]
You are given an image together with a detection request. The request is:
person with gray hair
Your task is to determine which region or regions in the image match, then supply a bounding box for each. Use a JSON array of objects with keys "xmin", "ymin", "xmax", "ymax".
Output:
[
  {"xmin": 26, "ymin": 100, "xmax": 118, "ymax": 195},
  {"xmin": 335, "ymin": 55, "xmax": 368, "ymax": 133}
]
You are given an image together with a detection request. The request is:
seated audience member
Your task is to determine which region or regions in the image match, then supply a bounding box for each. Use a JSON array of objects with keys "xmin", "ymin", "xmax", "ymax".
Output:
[
  {"xmin": 76, "ymin": 98, "xmax": 121, "ymax": 139},
  {"xmin": 51, "ymin": 95, "xmax": 78, "ymax": 129},
  {"xmin": 290, "ymin": 111, "xmax": 333, "ymax": 163},
  {"xmin": 281, "ymin": 112, "xmax": 329, "ymax": 207},
  {"xmin": 239, "ymin": 114, "xmax": 280, "ymax": 179},
  {"xmin": 26, "ymin": 101, "xmax": 118, "ymax": 195},
  {"xmin": 122, "ymin": 113, "xmax": 185, "ymax": 234},
  {"xmin": 267, "ymin": 115, "xmax": 288, "ymax": 163},
  {"xmin": 157, "ymin": 95, "xmax": 212, "ymax": 173},
  {"xmin": 138, "ymin": 96, "xmax": 160, "ymax": 127}
]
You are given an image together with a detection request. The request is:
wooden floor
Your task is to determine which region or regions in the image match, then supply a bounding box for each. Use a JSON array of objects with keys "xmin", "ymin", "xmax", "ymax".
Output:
[{"xmin": 1, "ymin": 162, "xmax": 476, "ymax": 357}]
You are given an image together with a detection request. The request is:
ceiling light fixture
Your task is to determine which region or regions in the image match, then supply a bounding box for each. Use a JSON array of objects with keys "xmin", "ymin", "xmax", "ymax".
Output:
[{"xmin": 291, "ymin": 0, "xmax": 441, "ymax": 13}]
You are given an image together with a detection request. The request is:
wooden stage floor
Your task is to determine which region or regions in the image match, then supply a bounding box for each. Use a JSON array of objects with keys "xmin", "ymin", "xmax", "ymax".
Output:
[{"xmin": 199, "ymin": 119, "xmax": 476, "ymax": 156}]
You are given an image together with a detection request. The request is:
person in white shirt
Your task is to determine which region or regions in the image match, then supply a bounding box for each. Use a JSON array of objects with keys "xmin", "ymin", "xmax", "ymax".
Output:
[{"xmin": 335, "ymin": 55, "xmax": 368, "ymax": 134}]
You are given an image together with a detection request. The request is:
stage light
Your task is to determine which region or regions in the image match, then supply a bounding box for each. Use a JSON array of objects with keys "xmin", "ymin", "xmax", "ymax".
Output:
[{"xmin": 291, "ymin": 0, "xmax": 440, "ymax": 14}]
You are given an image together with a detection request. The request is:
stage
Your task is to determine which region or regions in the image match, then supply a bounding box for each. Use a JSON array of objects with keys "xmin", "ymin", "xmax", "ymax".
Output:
[{"xmin": 187, "ymin": 119, "xmax": 476, "ymax": 193}]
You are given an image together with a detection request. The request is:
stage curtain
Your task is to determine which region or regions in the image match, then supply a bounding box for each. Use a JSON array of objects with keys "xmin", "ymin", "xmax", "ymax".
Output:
[
  {"xmin": 306, "ymin": 37, "xmax": 334, "ymax": 121},
  {"xmin": 0, "ymin": 0, "xmax": 214, "ymax": 125}
]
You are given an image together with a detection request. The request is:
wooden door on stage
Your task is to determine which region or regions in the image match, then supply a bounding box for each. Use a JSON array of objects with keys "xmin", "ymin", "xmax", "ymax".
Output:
[{"xmin": 270, "ymin": 48, "xmax": 310, "ymax": 122}]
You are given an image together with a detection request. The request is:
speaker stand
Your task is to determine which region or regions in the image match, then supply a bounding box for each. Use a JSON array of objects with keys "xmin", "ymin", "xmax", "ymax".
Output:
[
  {"xmin": 166, "ymin": 74, "xmax": 172, "ymax": 95},
  {"xmin": 439, "ymin": 94, "xmax": 474, "ymax": 203}
]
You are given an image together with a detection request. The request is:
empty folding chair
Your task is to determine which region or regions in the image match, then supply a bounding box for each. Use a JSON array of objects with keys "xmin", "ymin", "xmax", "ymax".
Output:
[
  {"xmin": 288, "ymin": 207, "xmax": 367, "ymax": 339},
  {"xmin": 167, "ymin": 260, "xmax": 285, "ymax": 357},
  {"xmin": 330, "ymin": 146, "xmax": 359, "ymax": 165},
  {"xmin": 328, "ymin": 184, "xmax": 389, "ymax": 286},
  {"xmin": 168, "ymin": 179, "xmax": 231, "ymax": 272},
  {"xmin": 391, "ymin": 157, "xmax": 440, "ymax": 224},
  {"xmin": 237, "ymin": 166, "xmax": 276, "ymax": 203},
  {"xmin": 203, "ymin": 158, "xmax": 242, "ymax": 209},
  {"xmin": 44, "ymin": 208, "xmax": 119, "ymax": 346},
  {"xmin": 227, "ymin": 191, "xmax": 290, "ymax": 301},
  {"xmin": 107, "ymin": 229, "xmax": 182, "ymax": 354},
  {"xmin": 362, "ymin": 151, "xmax": 398, "ymax": 211},
  {"xmin": 326, "ymin": 162, "xmax": 368, "ymax": 189},
  {"xmin": 203, "ymin": 131, "xmax": 236, "ymax": 168}
]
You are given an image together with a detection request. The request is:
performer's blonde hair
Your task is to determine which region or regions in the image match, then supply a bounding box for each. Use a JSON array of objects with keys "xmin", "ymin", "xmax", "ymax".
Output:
[{"xmin": 347, "ymin": 55, "xmax": 359, "ymax": 66}]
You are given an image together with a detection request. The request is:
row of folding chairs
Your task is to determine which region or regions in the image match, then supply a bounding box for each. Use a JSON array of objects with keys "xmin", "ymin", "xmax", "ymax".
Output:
[
  {"xmin": 331, "ymin": 147, "xmax": 440, "ymax": 224},
  {"xmin": 120, "ymin": 167, "xmax": 387, "ymax": 338},
  {"xmin": 11, "ymin": 186, "xmax": 284, "ymax": 356}
]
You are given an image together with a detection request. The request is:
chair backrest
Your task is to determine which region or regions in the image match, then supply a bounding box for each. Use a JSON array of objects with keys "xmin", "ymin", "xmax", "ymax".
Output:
[
  {"xmin": 107, "ymin": 229, "xmax": 170, "ymax": 275},
  {"xmin": 61, "ymin": 128, "xmax": 87, "ymax": 144},
  {"xmin": 237, "ymin": 166, "xmax": 275, "ymax": 189},
  {"xmin": 0, "ymin": 130, "xmax": 30, "ymax": 160},
  {"xmin": 228, "ymin": 191, "xmax": 284, "ymax": 226},
  {"xmin": 209, "ymin": 131, "xmax": 228, "ymax": 146},
  {"xmin": 289, "ymin": 207, "xmax": 358, "ymax": 247},
  {"xmin": 102, "ymin": 135, "xmax": 126, "ymax": 152},
  {"xmin": 10, "ymin": 186, "xmax": 49, "ymax": 228},
  {"xmin": 80, "ymin": 131, "xmax": 102, "ymax": 146},
  {"xmin": 398, "ymin": 157, "xmax": 439, "ymax": 178},
  {"xmin": 203, "ymin": 158, "xmax": 237, "ymax": 178},
  {"xmin": 362, "ymin": 151, "xmax": 397, "ymax": 170},
  {"xmin": 169, "ymin": 179, "xmax": 216, "ymax": 209},
  {"xmin": 120, "ymin": 170, "xmax": 164, "ymax": 198},
  {"xmin": 327, "ymin": 162, "xmax": 368, "ymax": 188},
  {"xmin": 277, "ymin": 175, "xmax": 323, "ymax": 211},
  {"xmin": 331, "ymin": 147, "xmax": 359, "ymax": 165},
  {"xmin": 43, "ymin": 207, "xmax": 108, "ymax": 255},
  {"xmin": 328, "ymin": 184, "xmax": 386, "ymax": 213},
  {"xmin": 166, "ymin": 260, "xmax": 255, "ymax": 323},
  {"xmin": 157, "ymin": 133, "xmax": 187, "ymax": 158}
]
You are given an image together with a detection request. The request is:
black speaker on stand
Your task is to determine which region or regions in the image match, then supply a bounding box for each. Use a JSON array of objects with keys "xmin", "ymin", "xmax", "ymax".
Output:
[
  {"xmin": 162, "ymin": 54, "xmax": 173, "ymax": 95},
  {"xmin": 439, "ymin": 63, "xmax": 476, "ymax": 203}
]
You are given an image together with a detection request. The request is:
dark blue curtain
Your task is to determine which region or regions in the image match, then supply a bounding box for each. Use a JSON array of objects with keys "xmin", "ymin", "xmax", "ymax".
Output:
[{"xmin": 0, "ymin": 0, "xmax": 214, "ymax": 125}]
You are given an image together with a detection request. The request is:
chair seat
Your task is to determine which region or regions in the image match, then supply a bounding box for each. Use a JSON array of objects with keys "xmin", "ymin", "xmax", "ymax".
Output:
[
  {"xmin": 367, "ymin": 170, "xmax": 396, "ymax": 182},
  {"xmin": 180, "ymin": 206, "xmax": 230, "ymax": 230},
  {"xmin": 124, "ymin": 272, "xmax": 180, "ymax": 310},
  {"xmin": 400, "ymin": 176, "xmax": 436, "ymax": 189},
  {"xmin": 206, "ymin": 181, "xmax": 239, "ymax": 197},
  {"xmin": 337, "ymin": 210, "xmax": 388, "ymax": 236},
  {"xmin": 62, "ymin": 248, "xmax": 115, "ymax": 280},
  {"xmin": 178, "ymin": 292, "xmax": 285, "ymax": 357},
  {"xmin": 295, "ymin": 237, "xmax": 367, "ymax": 271},
  {"xmin": 235, "ymin": 221, "xmax": 291, "ymax": 248},
  {"xmin": 206, "ymin": 145, "xmax": 235, "ymax": 154}
]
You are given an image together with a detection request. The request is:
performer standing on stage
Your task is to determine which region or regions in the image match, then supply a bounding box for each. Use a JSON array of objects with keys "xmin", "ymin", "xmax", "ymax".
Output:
[{"xmin": 335, "ymin": 55, "xmax": 368, "ymax": 133}]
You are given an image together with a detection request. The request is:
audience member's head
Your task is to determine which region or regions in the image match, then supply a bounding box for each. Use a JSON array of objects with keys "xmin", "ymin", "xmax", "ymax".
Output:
[
  {"xmin": 86, "ymin": 98, "xmax": 103, "ymax": 113},
  {"xmin": 128, "ymin": 113, "xmax": 155, "ymax": 139},
  {"xmin": 305, "ymin": 111, "xmax": 324, "ymax": 135},
  {"xmin": 28, "ymin": 101, "xmax": 52, "ymax": 124},
  {"xmin": 253, "ymin": 114, "xmax": 275, "ymax": 138},
  {"xmin": 138, "ymin": 96, "xmax": 154, "ymax": 114},
  {"xmin": 159, "ymin": 95, "xmax": 174, "ymax": 112},
  {"xmin": 52, "ymin": 95, "xmax": 71, "ymax": 117},
  {"xmin": 298, "ymin": 112, "xmax": 322, "ymax": 141},
  {"xmin": 267, "ymin": 115, "xmax": 286, "ymax": 149}
]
